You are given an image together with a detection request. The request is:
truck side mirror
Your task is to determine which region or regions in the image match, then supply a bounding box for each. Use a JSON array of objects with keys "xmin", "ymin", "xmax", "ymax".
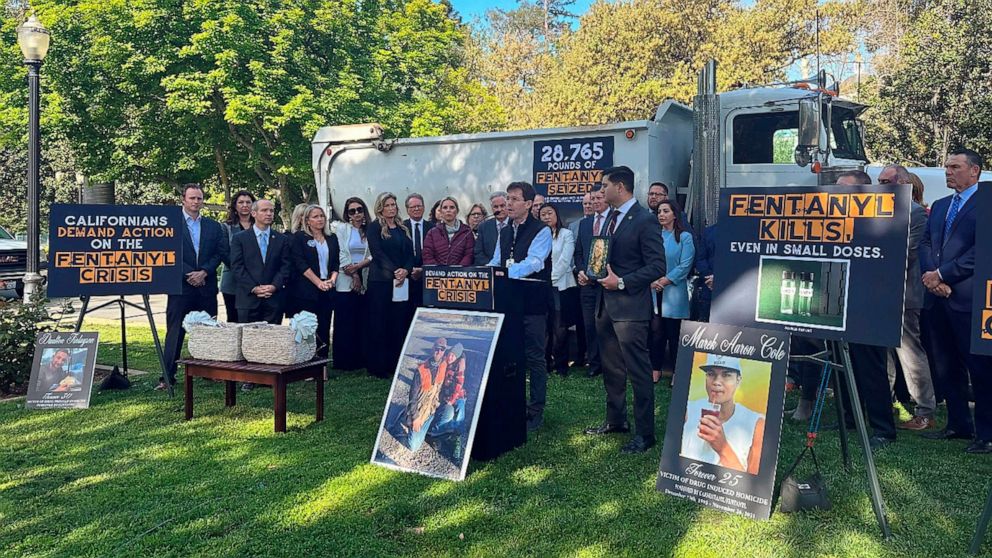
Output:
[{"xmin": 797, "ymin": 98, "xmax": 819, "ymax": 148}]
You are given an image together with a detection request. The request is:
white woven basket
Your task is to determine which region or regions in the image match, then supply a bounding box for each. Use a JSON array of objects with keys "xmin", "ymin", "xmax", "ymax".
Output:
[
  {"xmin": 240, "ymin": 323, "xmax": 316, "ymax": 365},
  {"xmin": 187, "ymin": 322, "xmax": 246, "ymax": 362}
]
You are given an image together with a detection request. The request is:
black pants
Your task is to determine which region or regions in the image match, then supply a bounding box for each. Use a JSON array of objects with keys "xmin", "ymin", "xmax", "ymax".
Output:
[
  {"xmin": 294, "ymin": 291, "xmax": 334, "ymax": 359},
  {"xmin": 579, "ymin": 286, "xmax": 601, "ymax": 375},
  {"xmin": 333, "ymin": 291, "xmax": 368, "ymax": 371},
  {"xmin": 841, "ymin": 342, "xmax": 897, "ymax": 440},
  {"xmin": 927, "ymin": 302, "xmax": 992, "ymax": 440},
  {"xmin": 366, "ymin": 281, "xmax": 410, "ymax": 378},
  {"xmin": 163, "ymin": 289, "xmax": 218, "ymax": 383},
  {"xmin": 596, "ymin": 314, "xmax": 654, "ymax": 438},
  {"xmin": 649, "ymin": 316, "xmax": 681, "ymax": 372},
  {"xmin": 237, "ymin": 296, "xmax": 284, "ymax": 325},
  {"xmin": 222, "ymin": 293, "xmax": 238, "ymax": 323},
  {"xmin": 546, "ymin": 308, "xmax": 571, "ymax": 374},
  {"xmin": 789, "ymin": 336, "xmax": 826, "ymax": 403}
]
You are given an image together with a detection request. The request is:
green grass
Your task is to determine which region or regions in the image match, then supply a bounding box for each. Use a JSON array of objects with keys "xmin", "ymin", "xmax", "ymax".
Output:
[{"xmin": 2, "ymin": 323, "xmax": 992, "ymax": 557}]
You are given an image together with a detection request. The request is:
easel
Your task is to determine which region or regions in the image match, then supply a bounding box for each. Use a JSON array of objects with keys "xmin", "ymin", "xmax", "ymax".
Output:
[
  {"xmin": 73, "ymin": 295, "xmax": 171, "ymax": 397},
  {"xmin": 970, "ymin": 486, "xmax": 992, "ymax": 554},
  {"xmin": 790, "ymin": 339, "xmax": 892, "ymax": 539}
]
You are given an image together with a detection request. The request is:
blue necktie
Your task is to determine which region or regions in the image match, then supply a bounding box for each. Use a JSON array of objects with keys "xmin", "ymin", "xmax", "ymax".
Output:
[
  {"xmin": 258, "ymin": 232, "xmax": 268, "ymax": 263},
  {"xmin": 944, "ymin": 194, "xmax": 962, "ymax": 238}
]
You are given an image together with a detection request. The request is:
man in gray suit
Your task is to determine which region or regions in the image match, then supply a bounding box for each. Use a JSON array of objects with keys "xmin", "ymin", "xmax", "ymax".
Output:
[
  {"xmin": 879, "ymin": 164, "xmax": 937, "ymax": 429},
  {"xmin": 579, "ymin": 166, "xmax": 666, "ymax": 453},
  {"xmin": 473, "ymin": 192, "xmax": 509, "ymax": 266}
]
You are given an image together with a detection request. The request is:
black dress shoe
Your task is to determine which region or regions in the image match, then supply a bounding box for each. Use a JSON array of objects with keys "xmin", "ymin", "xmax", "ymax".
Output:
[
  {"xmin": 965, "ymin": 440, "xmax": 992, "ymax": 454},
  {"xmin": 868, "ymin": 436, "xmax": 895, "ymax": 451},
  {"xmin": 620, "ymin": 435, "xmax": 656, "ymax": 454},
  {"xmin": 921, "ymin": 428, "xmax": 974, "ymax": 441},
  {"xmin": 584, "ymin": 422, "xmax": 630, "ymax": 435}
]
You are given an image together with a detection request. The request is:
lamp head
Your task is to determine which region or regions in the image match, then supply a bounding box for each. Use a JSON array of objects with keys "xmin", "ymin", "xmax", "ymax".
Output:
[{"xmin": 17, "ymin": 15, "xmax": 50, "ymax": 63}]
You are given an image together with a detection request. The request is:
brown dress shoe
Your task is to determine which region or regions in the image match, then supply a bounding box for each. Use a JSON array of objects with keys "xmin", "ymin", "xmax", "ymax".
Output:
[{"xmin": 898, "ymin": 415, "xmax": 934, "ymax": 431}]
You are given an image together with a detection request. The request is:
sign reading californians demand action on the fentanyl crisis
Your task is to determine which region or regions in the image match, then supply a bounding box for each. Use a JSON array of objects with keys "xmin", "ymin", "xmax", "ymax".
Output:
[
  {"xmin": 972, "ymin": 183, "xmax": 992, "ymax": 356},
  {"xmin": 656, "ymin": 321, "xmax": 790, "ymax": 520},
  {"xmin": 48, "ymin": 204, "xmax": 184, "ymax": 297},
  {"xmin": 710, "ymin": 185, "xmax": 911, "ymax": 347}
]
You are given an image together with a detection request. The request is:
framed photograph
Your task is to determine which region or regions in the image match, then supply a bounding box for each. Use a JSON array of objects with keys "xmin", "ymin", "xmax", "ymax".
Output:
[
  {"xmin": 26, "ymin": 332, "xmax": 100, "ymax": 410},
  {"xmin": 585, "ymin": 236, "xmax": 611, "ymax": 280},
  {"xmin": 371, "ymin": 308, "xmax": 504, "ymax": 481}
]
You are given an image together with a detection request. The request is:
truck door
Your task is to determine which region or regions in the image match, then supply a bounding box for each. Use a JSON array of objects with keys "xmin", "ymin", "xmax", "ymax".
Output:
[{"xmin": 724, "ymin": 107, "xmax": 816, "ymax": 188}]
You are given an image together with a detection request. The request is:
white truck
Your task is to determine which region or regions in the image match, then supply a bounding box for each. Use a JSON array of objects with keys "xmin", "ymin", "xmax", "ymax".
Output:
[{"xmin": 310, "ymin": 61, "xmax": 917, "ymax": 224}]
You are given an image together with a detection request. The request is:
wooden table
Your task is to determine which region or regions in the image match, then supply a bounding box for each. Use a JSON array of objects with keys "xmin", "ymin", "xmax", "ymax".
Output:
[{"xmin": 178, "ymin": 358, "xmax": 329, "ymax": 433}]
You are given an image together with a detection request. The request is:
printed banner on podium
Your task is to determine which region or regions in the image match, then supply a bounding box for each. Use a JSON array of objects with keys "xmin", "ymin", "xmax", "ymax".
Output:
[
  {"xmin": 423, "ymin": 266, "xmax": 495, "ymax": 311},
  {"xmin": 47, "ymin": 204, "xmax": 184, "ymax": 297},
  {"xmin": 657, "ymin": 321, "xmax": 790, "ymax": 520},
  {"xmin": 973, "ymin": 183, "xmax": 992, "ymax": 355},
  {"xmin": 710, "ymin": 185, "xmax": 911, "ymax": 347}
]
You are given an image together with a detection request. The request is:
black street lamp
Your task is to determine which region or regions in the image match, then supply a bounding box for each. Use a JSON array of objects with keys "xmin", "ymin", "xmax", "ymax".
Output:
[{"xmin": 16, "ymin": 14, "xmax": 50, "ymax": 303}]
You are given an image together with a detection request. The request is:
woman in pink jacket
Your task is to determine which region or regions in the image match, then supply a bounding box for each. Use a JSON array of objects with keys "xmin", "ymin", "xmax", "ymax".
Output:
[{"xmin": 423, "ymin": 196, "xmax": 475, "ymax": 266}]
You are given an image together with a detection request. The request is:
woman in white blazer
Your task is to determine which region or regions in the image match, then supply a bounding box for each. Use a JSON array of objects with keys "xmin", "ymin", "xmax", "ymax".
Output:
[
  {"xmin": 330, "ymin": 197, "xmax": 372, "ymax": 371},
  {"xmin": 540, "ymin": 204, "xmax": 579, "ymax": 376}
]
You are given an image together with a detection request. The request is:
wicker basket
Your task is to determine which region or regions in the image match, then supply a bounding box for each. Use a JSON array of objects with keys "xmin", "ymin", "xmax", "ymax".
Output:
[
  {"xmin": 240, "ymin": 323, "xmax": 316, "ymax": 365},
  {"xmin": 187, "ymin": 322, "xmax": 247, "ymax": 362}
]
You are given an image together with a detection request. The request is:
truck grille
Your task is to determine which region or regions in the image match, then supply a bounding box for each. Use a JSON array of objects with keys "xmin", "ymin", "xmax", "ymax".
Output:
[{"xmin": 0, "ymin": 250, "xmax": 27, "ymax": 269}]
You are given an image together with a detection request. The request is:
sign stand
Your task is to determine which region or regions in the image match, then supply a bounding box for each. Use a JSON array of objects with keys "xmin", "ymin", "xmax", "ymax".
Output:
[
  {"xmin": 73, "ymin": 295, "xmax": 170, "ymax": 396},
  {"xmin": 790, "ymin": 340, "xmax": 892, "ymax": 539},
  {"xmin": 970, "ymin": 486, "xmax": 992, "ymax": 555}
]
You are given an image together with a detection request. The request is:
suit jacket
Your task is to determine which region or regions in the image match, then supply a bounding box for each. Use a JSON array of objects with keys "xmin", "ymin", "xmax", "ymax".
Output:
[
  {"xmin": 473, "ymin": 217, "xmax": 506, "ymax": 266},
  {"xmin": 405, "ymin": 218, "xmax": 434, "ymax": 267},
  {"xmin": 367, "ymin": 221, "xmax": 414, "ymax": 282},
  {"xmin": 573, "ymin": 215, "xmax": 593, "ymax": 272},
  {"xmin": 290, "ymin": 230, "xmax": 340, "ymax": 302},
  {"xmin": 179, "ymin": 216, "xmax": 227, "ymax": 296},
  {"xmin": 919, "ymin": 190, "xmax": 978, "ymax": 313},
  {"xmin": 230, "ymin": 227, "xmax": 291, "ymax": 309},
  {"xmin": 904, "ymin": 202, "xmax": 927, "ymax": 311},
  {"xmin": 597, "ymin": 202, "xmax": 666, "ymax": 321}
]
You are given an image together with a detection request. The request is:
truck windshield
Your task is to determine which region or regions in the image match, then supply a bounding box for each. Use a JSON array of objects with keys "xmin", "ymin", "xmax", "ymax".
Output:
[
  {"xmin": 0, "ymin": 226, "xmax": 12, "ymax": 240},
  {"xmin": 829, "ymin": 106, "xmax": 867, "ymax": 162}
]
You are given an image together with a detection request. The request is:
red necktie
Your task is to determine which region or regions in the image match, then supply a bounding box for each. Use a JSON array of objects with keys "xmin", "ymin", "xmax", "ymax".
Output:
[{"xmin": 593, "ymin": 214, "xmax": 603, "ymax": 236}]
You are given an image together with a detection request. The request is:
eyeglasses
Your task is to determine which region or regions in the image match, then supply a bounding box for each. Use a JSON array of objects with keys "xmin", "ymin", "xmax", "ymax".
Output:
[{"xmin": 347, "ymin": 207, "xmax": 364, "ymax": 215}]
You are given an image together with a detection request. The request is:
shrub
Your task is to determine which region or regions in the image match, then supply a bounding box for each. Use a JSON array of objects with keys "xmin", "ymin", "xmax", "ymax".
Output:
[{"xmin": 0, "ymin": 296, "xmax": 55, "ymax": 395}]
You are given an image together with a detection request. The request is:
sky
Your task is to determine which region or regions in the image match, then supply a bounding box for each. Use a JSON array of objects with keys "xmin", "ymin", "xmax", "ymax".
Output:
[{"xmin": 450, "ymin": 0, "xmax": 595, "ymax": 22}]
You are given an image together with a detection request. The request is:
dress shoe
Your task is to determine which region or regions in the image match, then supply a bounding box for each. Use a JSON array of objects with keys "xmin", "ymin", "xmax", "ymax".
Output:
[
  {"xmin": 620, "ymin": 435, "xmax": 656, "ymax": 454},
  {"xmin": 965, "ymin": 440, "xmax": 992, "ymax": 454},
  {"xmin": 897, "ymin": 415, "xmax": 935, "ymax": 431},
  {"xmin": 584, "ymin": 422, "xmax": 630, "ymax": 435},
  {"xmin": 868, "ymin": 436, "xmax": 895, "ymax": 451},
  {"xmin": 526, "ymin": 414, "xmax": 544, "ymax": 432},
  {"xmin": 586, "ymin": 369, "xmax": 602, "ymax": 378},
  {"xmin": 921, "ymin": 428, "xmax": 973, "ymax": 441}
]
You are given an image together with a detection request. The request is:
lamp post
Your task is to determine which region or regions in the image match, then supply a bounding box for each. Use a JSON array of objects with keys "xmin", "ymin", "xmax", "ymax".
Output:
[{"xmin": 16, "ymin": 15, "xmax": 50, "ymax": 303}]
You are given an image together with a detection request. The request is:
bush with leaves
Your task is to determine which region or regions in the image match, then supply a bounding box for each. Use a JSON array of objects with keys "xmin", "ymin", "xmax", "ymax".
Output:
[{"xmin": 0, "ymin": 297, "xmax": 55, "ymax": 395}]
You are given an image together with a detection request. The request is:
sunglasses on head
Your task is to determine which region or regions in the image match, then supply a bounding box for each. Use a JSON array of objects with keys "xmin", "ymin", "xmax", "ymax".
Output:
[{"xmin": 347, "ymin": 207, "xmax": 364, "ymax": 215}]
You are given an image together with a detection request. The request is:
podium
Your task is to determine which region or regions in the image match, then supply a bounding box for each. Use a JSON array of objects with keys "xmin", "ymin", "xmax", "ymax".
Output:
[{"xmin": 423, "ymin": 266, "xmax": 537, "ymax": 461}]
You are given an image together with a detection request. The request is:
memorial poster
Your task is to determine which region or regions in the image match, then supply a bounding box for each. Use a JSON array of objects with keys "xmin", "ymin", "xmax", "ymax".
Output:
[
  {"xmin": 710, "ymin": 185, "xmax": 911, "ymax": 346},
  {"xmin": 372, "ymin": 308, "xmax": 504, "ymax": 481},
  {"xmin": 26, "ymin": 332, "xmax": 100, "ymax": 410},
  {"xmin": 657, "ymin": 321, "xmax": 790, "ymax": 520},
  {"xmin": 48, "ymin": 204, "xmax": 184, "ymax": 297}
]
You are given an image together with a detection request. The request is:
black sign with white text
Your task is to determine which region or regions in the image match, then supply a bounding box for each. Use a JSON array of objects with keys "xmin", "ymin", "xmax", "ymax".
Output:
[
  {"xmin": 972, "ymin": 184, "xmax": 992, "ymax": 355},
  {"xmin": 657, "ymin": 322, "xmax": 790, "ymax": 520}
]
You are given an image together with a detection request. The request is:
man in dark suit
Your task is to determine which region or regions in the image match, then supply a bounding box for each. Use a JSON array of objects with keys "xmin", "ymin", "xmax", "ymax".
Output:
[
  {"xmin": 473, "ymin": 192, "xmax": 509, "ymax": 266},
  {"xmin": 878, "ymin": 164, "xmax": 936, "ymax": 430},
  {"xmin": 159, "ymin": 183, "xmax": 228, "ymax": 390},
  {"xmin": 405, "ymin": 193, "xmax": 433, "ymax": 310},
  {"xmin": 573, "ymin": 187, "xmax": 611, "ymax": 377},
  {"xmin": 579, "ymin": 166, "xmax": 666, "ymax": 453},
  {"xmin": 920, "ymin": 148, "xmax": 992, "ymax": 453},
  {"xmin": 230, "ymin": 199, "xmax": 291, "ymax": 325}
]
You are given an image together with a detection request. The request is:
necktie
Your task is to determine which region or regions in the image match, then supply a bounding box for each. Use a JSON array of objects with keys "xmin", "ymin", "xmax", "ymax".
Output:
[
  {"xmin": 258, "ymin": 231, "xmax": 268, "ymax": 263},
  {"xmin": 414, "ymin": 223, "xmax": 422, "ymax": 257},
  {"xmin": 944, "ymin": 194, "xmax": 962, "ymax": 238},
  {"xmin": 593, "ymin": 213, "xmax": 603, "ymax": 236},
  {"xmin": 606, "ymin": 210, "xmax": 620, "ymax": 236}
]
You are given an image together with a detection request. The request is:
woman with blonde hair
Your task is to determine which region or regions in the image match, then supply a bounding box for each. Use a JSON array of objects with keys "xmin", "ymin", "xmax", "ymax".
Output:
[
  {"xmin": 289, "ymin": 205, "xmax": 339, "ymax": 360},
  {"xmin": 466, "ymin": 203, "xmax": 488, "ymax": 238},
  {"xmin": 909, "ymin": 172, "xmax": 928, "ymax": 211},
  {"xmin": 366, "ymin": 192, "xmax": 414, "ymax": 378}
]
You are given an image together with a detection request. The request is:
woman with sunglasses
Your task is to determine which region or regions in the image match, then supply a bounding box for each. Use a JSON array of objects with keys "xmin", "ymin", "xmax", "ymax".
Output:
[
  {"xmin": 466, "ymin": 203, "xmax": 488, "ymax": 239},
  {"xmin": 330, "ymin": 197, "xmax": 372, "ymax": 371}
]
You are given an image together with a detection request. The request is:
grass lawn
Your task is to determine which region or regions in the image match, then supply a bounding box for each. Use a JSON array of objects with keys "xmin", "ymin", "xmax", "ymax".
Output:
[{"xmin": 2, "ymin": 322, "xmax": 992, "ymax": 557}]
